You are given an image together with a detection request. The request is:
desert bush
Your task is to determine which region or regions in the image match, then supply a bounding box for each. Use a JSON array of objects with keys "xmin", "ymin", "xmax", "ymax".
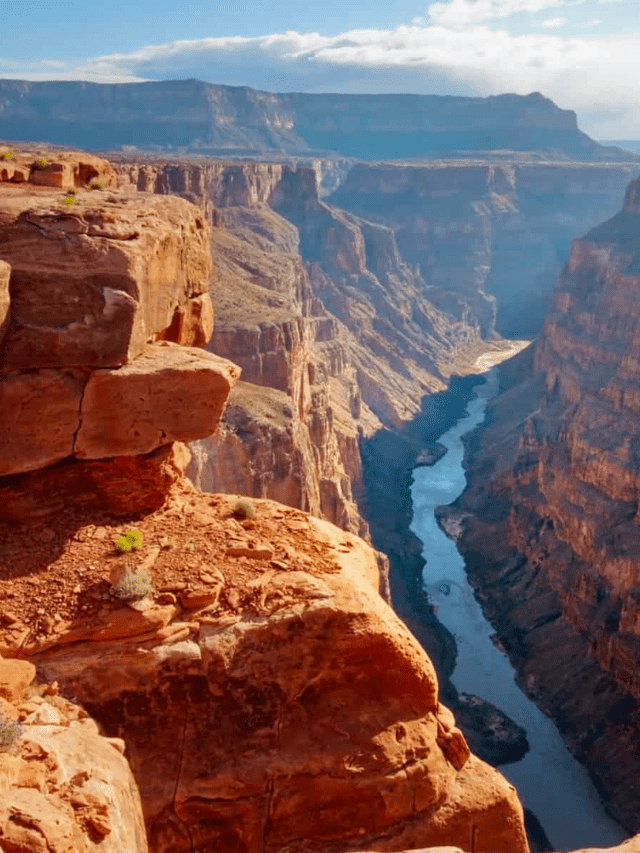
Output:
[
  {"xmin": 1, "ymin": 150, "xmax": 18, "ymax": 161},
  {"xmin": 115, "ymin": 528, "xmax": 143, "ymax": 552},
  {"xmin": 111, "ymin": 569, "xmax": 154, "ymax": 601},
  {"xmin": 65, "ymin": 187, "xmax": 77, "ymax": 195},
  {"xmin": 89, "ymin": 179, "xmax": 103, "ymax": 190},
  {"xmin": 0, "ymin": 712, "xmax": 23, "ymax": 753},
  {"xmin": 63, "ymin": 195, "xmax": 75, "ymax": 205},
  {"xmin": 33, "ymin": 157, "xmax": 48, "ymax": 168},
  {"xmin": 233, "ymin": 498, "xmax": 256, "ymax": 519}
]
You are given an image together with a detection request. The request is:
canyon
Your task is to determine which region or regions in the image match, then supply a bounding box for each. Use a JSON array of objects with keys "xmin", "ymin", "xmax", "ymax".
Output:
[
  {"xmin": 0, "ymin": 147, "xmax": 532, "ymax": 853},
  {"xmin": 1, "ymin": 122, "xmax": 640, "ymax": 852},
  {"xmin": 441, "ymin": 175, "xmax": 640, "ymax": 835}
]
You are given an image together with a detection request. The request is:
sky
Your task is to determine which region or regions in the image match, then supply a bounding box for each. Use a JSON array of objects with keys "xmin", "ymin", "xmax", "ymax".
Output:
[{"xmin": 1, "ymin": 0, "xmax": 639, "ymax": 139}]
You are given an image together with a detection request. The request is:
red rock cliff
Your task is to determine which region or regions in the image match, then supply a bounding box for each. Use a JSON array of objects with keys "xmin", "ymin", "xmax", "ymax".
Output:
[
  {"xmin": 0, "ymin": 149, "xmax": 240, "ymax": 519},
  {"xmin": 329, "ymin": 161, "xmax": 640, "ymax": 337},
  {"xmin": 445, "ymin": 175, "xmax": 640, "ymax": 833},
  {"xmin": 111, "ymin": 157, "xmax": 487, "ymax": 542}
]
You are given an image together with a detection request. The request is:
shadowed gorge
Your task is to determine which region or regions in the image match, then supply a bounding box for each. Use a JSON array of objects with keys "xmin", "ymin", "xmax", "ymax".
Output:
[{"xmin": 441, "ymin": 175, "xmax": 640, "ymax": 836}]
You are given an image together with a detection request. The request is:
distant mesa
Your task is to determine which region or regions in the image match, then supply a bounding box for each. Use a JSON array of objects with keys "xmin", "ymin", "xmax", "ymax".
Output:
[{"xmin": 0, "ymin": 77, "xmax": 638, "ymax": 163}]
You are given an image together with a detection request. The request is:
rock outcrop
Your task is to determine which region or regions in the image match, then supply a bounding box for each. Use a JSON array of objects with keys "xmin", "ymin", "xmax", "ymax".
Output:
[
  {"xmin": 5, "ymin": 488, "xmax": 529, "ymax": 853},
  {"xmin": 444, "ymin": 175, "xmax": 640, "ymax": 832},
  {"xmin": 0, "ymin": 655, "xmax": 148, "ymax": 852},
  {"xmin": 1, "ymin": 80, "xmax": 636, "ymax": 162},
  {"xmin": 0, "ymin": 152, "xmax": 240, "ymax": 519}
]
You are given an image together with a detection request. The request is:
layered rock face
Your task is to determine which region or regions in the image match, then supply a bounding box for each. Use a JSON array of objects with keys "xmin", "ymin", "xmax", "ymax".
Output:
[
  {"xmin": 329, "ymin": 162, "xmax": 640, "ymax": 337},
  {"xmin": 113, "ymin": 158, "xmax": 487, "ymax": 537},
  {"xmin": 0, "ymin": 150, "xmax": 240, "ymax": 519},
  {"xmin": 0, "ymin": 655, "xmax": 147, "ymax": 852},
  {"xmin": 444, "ymin": 176, "xmax": 640, "ymax": 832},
  {"xmin": 2, "ymin": 79, "xmax": 635, "ymax": 162}
]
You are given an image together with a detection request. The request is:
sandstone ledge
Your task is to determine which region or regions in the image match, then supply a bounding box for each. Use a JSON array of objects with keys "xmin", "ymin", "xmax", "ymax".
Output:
[
  {"xmin": 0, "ymin": 341, "xmax": 240, "ymax": 481},
  {"xmin": 0, "ymin": 185, "xmax": 213, "ymax": 371},
  {"xmin": 0, "ymin": 488, "xmax": 527, "ymax": 853}
]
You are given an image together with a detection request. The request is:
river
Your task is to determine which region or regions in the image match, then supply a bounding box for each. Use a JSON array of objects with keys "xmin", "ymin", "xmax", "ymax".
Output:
[{"xmin": 409, "ymin": 367, "xmax": 628, "ymax": 852}]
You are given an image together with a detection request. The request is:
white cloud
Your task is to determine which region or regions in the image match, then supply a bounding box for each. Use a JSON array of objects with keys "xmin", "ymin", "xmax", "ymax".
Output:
[
  {"xmin": 540, "ymin": 16, "xmax": 567, "ymax": 26},
  {"xmin": 1, "ymin": 19, "xmax": 640, "ymax": 137},
  {"xmin": 427, "ymin": 0, "xmax": 585, "ymax": 28}
]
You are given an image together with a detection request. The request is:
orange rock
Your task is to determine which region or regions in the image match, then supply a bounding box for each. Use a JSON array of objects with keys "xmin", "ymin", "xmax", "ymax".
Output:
[
  {"xmin": 0, "ymin": 442, "xmax": 193, "ymax": 521},
  {"xmin": 75, "ymin": 342, "xmax": 240, "ymax": 460},
  {"xmin": 0, "ymin": 656, "xmax": 36, "ymax": 702},
  {"xmin": 0, "ymin": 187, "xmax": 212, "ymax": 372},
  {"xmin": 0, "ymin": 689, "xmax": 148, "ymax": 853},
  {"xmin": 28, "ymin": 506, "xmax": 528, "ymax": 853},
  {"xmin": 0, "ymin": 258, "xmax": 9, "ymax": 344}
]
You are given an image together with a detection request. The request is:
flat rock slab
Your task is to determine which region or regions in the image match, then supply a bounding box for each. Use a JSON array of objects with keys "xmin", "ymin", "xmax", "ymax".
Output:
[
  {"xmin": 75, "ymin": 341, "xmax": 241, "ymax": 459},
  {"xmin": 0, "ymin": 342, "xmax": 240, "ymax": 477}
]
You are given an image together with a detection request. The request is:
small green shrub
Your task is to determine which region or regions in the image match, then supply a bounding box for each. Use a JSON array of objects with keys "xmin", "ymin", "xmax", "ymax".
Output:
[
  {"xmin": 63, "ymin": 195, "xmax": 75, "ymax": 205},
  {"xmin": 111, "ymin": 569, "xmax": 154, "ymax": 601},
  {"xmin": 0, "ymin": 712, "xmax": 23, "ymax": 753},
  {"xmin": 89, "ymin": 179, "xmax": 103, "ymax": 190},
  {"xmin": 1, "ymin": 150, "xmax": 18, "ymax": 162},
  {"xmin": 33, "ymin": 157, "xmax": 49, "ymax": 169},
  {"xmin": 115, "ymin": 528, "xmax": 143, "ymax": 552},
  {"xmin": 233, "ymin": 498, "xmax": 256, "ymax": 519},
  {"xmin": 65, "ymin": 187, "xmax": 77, "ymax": 195}
]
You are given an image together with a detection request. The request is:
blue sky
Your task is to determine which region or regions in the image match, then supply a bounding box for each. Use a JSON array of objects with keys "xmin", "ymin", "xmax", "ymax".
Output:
[{"xmin": 1, "ymin": 0, "xmax": 638, "ymax": 138}]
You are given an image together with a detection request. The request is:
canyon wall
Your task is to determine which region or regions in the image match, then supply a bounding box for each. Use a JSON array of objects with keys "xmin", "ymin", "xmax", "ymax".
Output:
[
  {"xmin": 330, "ymin": 161, "xmax": 640, "ymax": 337},
  {"xmin": 2, "ymin": 79, "xmax": 637, "ymax": 162},
  {"xmin": 442, "ymin": 175, "xmax": 640, "ymax": 833},
  {"xmin": 109, "ymin": 158, "xmax": 488, "ymax": 544}
]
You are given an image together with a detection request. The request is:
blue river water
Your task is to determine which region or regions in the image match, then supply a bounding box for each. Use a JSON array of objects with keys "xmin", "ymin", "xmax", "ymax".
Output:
[{"xmin": 409, "ymin": 368, "xmax": 627, "ymax": 852}]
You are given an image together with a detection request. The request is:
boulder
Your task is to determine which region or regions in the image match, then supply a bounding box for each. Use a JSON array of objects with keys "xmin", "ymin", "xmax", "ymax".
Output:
[
  {"xmin": 0, "ymin": 187, "xmax": 213, "ymax": 370},
  {"xmin": 75, "ymin": 341, "xmax": 240, "ymax": 459}
]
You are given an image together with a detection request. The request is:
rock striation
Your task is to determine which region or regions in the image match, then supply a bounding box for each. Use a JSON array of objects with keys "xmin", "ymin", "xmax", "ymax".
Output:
[
  {"xmin": 444, "ymin": 175, "xmax": 640, "ymax": 833},
  {"xmin": 0, "ymin": 149, "xmax": 240, "ymax": 519}
]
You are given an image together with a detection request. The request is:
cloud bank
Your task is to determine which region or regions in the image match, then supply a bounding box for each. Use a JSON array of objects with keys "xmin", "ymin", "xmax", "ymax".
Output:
[{"xmin": 0, "ymin": 0, "xmax": 637, "ymax": 138}]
